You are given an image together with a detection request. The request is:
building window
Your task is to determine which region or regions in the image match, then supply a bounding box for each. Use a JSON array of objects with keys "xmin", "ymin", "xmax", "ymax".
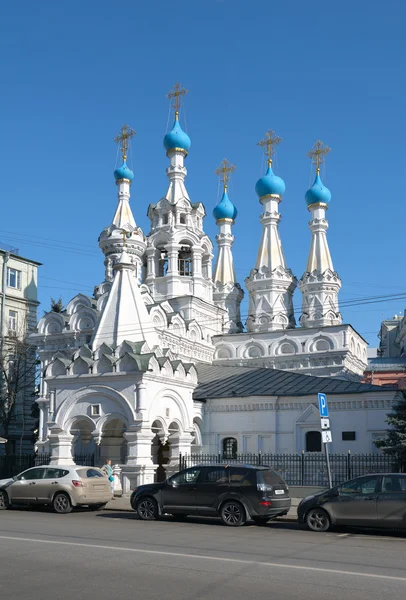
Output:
[
  {"xmin": 178, "ymin": 246, "xmax": 193, "ymax": 276},
  {"xmin": 179, "ymin": 214, "xmax": 186, "ymax": 225},
  {"xmin": 222, "ymin": 437, "xmax": 237, "ymax": 459},
  {"xmin": 7, "ymin": 268, "xmax": 21, "ymax": 289},
  {"xmin": 8, "ymin": 310, "xmax": 18, "ymax": 333},
  {"xmin": 158, "ymin": 249, "xmax": 168, "ymax": 276},
  {"xmin": 90, "ymin": 404, "xmax": 101, "ymax": 417},
  {"xmin": 342, "ymin": 431, "xmax": 356, "ymax": 441},
  {"xmin": 305, "ymin": 431, "xmax": 322, "ymax": 452}
]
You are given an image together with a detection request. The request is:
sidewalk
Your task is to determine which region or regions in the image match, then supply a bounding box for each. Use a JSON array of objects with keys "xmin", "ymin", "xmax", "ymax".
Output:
[{"xmin": 105, "ymin": 495, "xmax": 299, "ymax": 521}]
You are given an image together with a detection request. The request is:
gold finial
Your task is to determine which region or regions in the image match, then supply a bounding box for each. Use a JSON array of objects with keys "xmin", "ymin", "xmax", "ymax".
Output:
[
  {"xmin": 114, "ymin": 124, "xmax": 136, "ymax": 162},
  {"xmin": 214, "ymin": 158, "xmax": 236, "ymax": 191},
  {"xmin": 167, "ymin": 82, "xmax": 188, "ymax": 119},
  {"xmin": 258, "ymin": 130, "xmax": 282, "ymax": 166},
  {"xmin": 307, "ymin": 140, "xmax": 331, "ymax": 174},
  {"xmin": 120, "ymin": 229, "xmax": 131, "ymax": 247}
]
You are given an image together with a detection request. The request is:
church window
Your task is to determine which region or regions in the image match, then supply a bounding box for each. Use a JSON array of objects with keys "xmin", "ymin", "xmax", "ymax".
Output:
[
  {"xmin": 178, "ymin": 245, "xmax": 193, "ymax": 276},
  {"xmin": 91, "ymin": 404, "xmax": 101, "ymax": 417},
  {"xmin": 179, "ymin": 214, "xmax": 186, "ymax": 224},
  {"xmin": 247, "ymin": 345, "xmax": 262, "ymax": 358},
  {"xmin": 305, "ymin": 431, "xmax": 322, "ymax": 452},
  {"xmin": 163, "ymin": 214, "xmax": 169, "ymax": 225},
  {"xmin": 315, "ymin": 339, "xmax": 330, "ymax": 352},
  {"xmin": 280, "ymin": 343, "xmax": 295, "ymax": 355},
  {"xmin": 222, "ymin": 437, "xmax": 238, "ymax": 459}
]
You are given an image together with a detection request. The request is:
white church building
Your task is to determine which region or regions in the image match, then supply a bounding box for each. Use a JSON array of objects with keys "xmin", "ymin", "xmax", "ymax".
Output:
[{"xmin": 31, "ymin": 86, "xmax": 399, "ymax": 490}]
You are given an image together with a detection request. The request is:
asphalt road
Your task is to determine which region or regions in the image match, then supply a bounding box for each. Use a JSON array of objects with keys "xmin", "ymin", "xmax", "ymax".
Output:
[{"xmin": 1, "ymin": 507, "xmax": 406, "ymax": 600}]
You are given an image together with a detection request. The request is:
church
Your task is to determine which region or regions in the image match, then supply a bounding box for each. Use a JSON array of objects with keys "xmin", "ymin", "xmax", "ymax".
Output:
[{"xmin": 31, "ymin": 84, "xmax": 399, "ymax": 491}]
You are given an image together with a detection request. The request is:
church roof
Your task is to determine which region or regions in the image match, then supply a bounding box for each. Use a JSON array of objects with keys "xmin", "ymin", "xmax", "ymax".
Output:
[{"xmin": 193, "ymin": 364, "xmax": 395, "ymax": 400}]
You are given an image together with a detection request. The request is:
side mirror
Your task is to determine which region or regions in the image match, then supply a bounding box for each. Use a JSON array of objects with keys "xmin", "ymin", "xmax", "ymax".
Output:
[
  {"xmin": 170, "ymin": 480, "xmax": 178, "ymax": 488},
  {"xmin": 328, "ymin": 489, "xmax": 339, "ymax": 498}
]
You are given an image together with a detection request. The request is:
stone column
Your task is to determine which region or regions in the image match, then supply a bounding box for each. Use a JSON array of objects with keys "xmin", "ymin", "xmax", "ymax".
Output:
[
  {"xmin": 48, "ymin": 427, "xmax": 74, "ymax": 465},
  {"xmin": 120, "ymin": 427, "xmax": 156, "ymax": 491}
]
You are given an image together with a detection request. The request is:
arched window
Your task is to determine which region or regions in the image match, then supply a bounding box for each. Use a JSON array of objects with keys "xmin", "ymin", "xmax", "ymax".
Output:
[
  {"xmin": 178, "ymin": 245, "xmax": 193, "ymax": 276},
  {"xmin": 222, "ymin": 437, "xmax": 237, "ymax": 459},
  {"xmin": 306, "ymin": 431, "xmax": 322, "ymax": 453}
]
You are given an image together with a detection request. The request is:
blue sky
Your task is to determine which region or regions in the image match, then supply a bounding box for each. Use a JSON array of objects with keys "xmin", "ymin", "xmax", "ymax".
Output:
[{"xmin": 1, "ymin": 0, "xmax": 405, "ymax": 347}]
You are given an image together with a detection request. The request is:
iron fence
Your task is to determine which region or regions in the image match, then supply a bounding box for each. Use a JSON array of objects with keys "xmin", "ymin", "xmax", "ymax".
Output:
[
  {"xmin": 0, "ymin": 453, "xmax": 94, "ymax": 479},
  {"xmin": 179, "ymin": 452, "xmax": 401, "ymax": 487}
]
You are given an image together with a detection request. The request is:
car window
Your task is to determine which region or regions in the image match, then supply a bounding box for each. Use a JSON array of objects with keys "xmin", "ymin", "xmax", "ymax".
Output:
[
  {"xmin": 17, "ymin": 468, "xmax": 45, "ymax": 481},
  {"xmin": 169, "ymin": 468, "xmax": 201, "ymax": 485},
  {"xmin": 257, "ymin": 470, "xmax": 284, "ymax": 486},
  {"xmin": 201, "ymin": 468, "xmax": 229, "ymax": 484},
  {"xmin": 382, "ymin": 476, "xmax": 406, "ymax": 493},
  {"xmin": 76, "ymin": 468, "xmax": 104, "ymax": 478},
  {"xmin": 43, "ymin": 468, "xmax": 69, "ymax": 479},
  {"xmin": 229, "ymin": 468, "xmax": 253, "ymax": 486},
  {"xmin": 340, "ymin": 476, "xmax": 379, "ymax": 495}
]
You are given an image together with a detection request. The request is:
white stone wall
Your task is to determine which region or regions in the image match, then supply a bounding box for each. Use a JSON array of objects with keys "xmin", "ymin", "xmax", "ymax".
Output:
[{"xmin": 202, "ymin": 391, "xmax": 397, "ymax": 455}]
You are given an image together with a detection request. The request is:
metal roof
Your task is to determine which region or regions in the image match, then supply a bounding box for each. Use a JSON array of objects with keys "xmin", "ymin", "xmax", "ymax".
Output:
[{"xmin": 193, "ymin": 364, "xmax": 394, "ymax": 401}]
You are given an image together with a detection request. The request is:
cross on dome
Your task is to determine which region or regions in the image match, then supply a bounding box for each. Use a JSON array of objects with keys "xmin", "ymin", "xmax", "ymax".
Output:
[
  {"xmin": 307, "ymin": 140, "xmax": 331, "ymax": 174},
  {"xmin": 258, "ymin": 130, "xmax": 282, "ymax": 166},
  {"xmin": 166, "ymin": 82, "xmax": 188, "ymax": 117},
  {"xmin": 214, "ymin": 158, "xmax": 236, "ymax": 191},
  {"xmin": 114, "ymin": 124, "xmax": 136, "ymax": 161}
]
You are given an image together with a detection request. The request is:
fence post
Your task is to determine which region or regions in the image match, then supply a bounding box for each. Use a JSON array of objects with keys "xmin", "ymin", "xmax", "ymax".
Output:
[
  {"xmin": 258, "ymin": 451, "xmax": 262, "ymax": 466},
  {"xmin": 179, "ymin": 452, "xmax": 182, "ymax": 471},
  {"xmin": 218, "ymin": 452, "xmax": 221, "ymax": 464},
  {"xmin": 347, "ymin": 450, "xmax": 351, "ymax": 481},
  {"xmin": 301, "ymin": 450, "xmax": 305, "ymax": 486}
]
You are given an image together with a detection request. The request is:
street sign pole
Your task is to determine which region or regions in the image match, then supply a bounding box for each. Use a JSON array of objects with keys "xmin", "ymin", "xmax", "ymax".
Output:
[
  {"xmin": 324, "ymin": 440, "xmax": 332, "ymax": 489},
  {"xmin": 318, "ymin": 393, "xmax": 333, "ymax": 488}
]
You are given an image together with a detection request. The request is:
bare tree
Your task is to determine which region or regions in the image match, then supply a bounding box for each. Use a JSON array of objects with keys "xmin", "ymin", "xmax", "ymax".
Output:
[{"xmin": 0, "ymin": 330, "xmax": 38, "ymax": 455}]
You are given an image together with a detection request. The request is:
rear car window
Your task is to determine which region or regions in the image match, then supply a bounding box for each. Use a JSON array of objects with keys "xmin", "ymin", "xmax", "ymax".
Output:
[
  {"xmin": 257, "ymin": 469, "xmax": 285, "ymax": 486},
  {"xmin": 76, "ymin": 468, "xmax": 104, "ymax": 479},
  {"xmin": 229, "ymin": 468, "xmax": 254, "ymax": 486}
]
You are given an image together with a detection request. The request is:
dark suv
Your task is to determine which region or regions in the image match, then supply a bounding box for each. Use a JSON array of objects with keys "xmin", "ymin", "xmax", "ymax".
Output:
[{"xmin": 131, "ymin": 464, "xmax": 291, "ymax": 526}]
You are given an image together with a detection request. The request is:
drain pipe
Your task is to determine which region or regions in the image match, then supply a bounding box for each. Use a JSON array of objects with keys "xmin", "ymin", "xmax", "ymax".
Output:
[{"xmin": 0, "ymin": 251, "xmax": 10, "ymax": 359}]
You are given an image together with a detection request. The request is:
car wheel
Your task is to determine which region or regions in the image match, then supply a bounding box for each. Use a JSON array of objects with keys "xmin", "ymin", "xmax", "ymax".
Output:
[
  {"xmin": 0, "ymin": 491, "xmax": 10, "ymax": 510},
  {"xmin": 252, "ymin": 517, "xmax": 269, "ymax": 526},
  {"xmin": 306, "ymin": 508, "xmax": 330, "ymax": 532},
  {"xmin": 52, "ymin": 492, "xmax": 72, "ymax": 514},
  {"xmin": 88, "ymin": 503, "xmax": 107, "ymax": 511},
  {"xmin": 220, "ymin": 501, "xmax": 246, "ymax": 527},
  {"xmin": 136, "ymin": 497, "xmax": 158, "ymax": 521}
]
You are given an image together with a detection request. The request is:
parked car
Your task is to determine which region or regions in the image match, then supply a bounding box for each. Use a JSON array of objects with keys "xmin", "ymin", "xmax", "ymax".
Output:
[
  {"xmin": 131, "ymin": 464, "xmax": 291, "ymax": 526},
  {"xmin": 0, "ymin": 465, "xmax": 112, "ymax": 513},
  {"xmin": 298, "ymin": 473, "xmax": 406, "ymax": 532}
]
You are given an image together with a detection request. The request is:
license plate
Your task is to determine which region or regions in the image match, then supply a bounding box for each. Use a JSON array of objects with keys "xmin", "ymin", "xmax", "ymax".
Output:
[
  {"xmin": 93, "ymin": 484, "xmax": 106, "ymax": 491},
  {"xmin": 275, "ymin": 489, "xmax": 285, "ymax": 495}
]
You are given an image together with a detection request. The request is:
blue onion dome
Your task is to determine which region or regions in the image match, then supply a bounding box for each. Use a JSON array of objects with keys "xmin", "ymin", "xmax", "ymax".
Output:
[
  {"xmin": 305, "ymin": 172, "xmax": 331, "ymax": 206},
  {"xmin": 255, "ymin": 163, "xmax": 286, "ymax": 199},
  {"xmin": 163, "ymin": 115, "xmax": 191, "ymax": 153},
  {"xmin": 114, "ymin": 161, "xmax": 134, "ymax": 182},
  {"xmin": 213, "ymin": 189, "xmax": 238, "ymax": 221}
]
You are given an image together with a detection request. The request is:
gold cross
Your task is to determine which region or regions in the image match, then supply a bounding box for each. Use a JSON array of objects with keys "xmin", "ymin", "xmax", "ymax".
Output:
[
  {"xmin": 214, "ymin": 158, "xmax": 236, "ymax": 190},
  {"xmin": 167, "ymin": 82, "xmax": 188, "ymax": 114},
  {"xmin": 307, "ymin": 140, "xmax": 331, "ymax": 173},
  {"xmin": 114, "ymin": 124, "xmax": 136, "ymax": 161},
  {"xmin": 257, "ymin": 130, "xmax": 282, "ymax": 165}
]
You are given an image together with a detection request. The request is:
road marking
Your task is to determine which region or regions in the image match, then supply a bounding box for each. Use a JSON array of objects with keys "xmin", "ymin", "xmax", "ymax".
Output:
[
  {"xmin": 338, "ymin": 533, "xmax": 350, "ymax": 537},
  {"xmin": 0, "ymin": 534, "xmax": 406, "ymax": 583}
]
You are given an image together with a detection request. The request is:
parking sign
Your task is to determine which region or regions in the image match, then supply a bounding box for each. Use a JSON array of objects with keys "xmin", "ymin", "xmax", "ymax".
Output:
[{"xmin": 318, "ymin": 393, "xmax": 329, "ymax": 417}]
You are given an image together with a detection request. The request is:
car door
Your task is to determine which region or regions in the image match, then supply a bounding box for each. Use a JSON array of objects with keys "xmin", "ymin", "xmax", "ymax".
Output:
[
  {"xmin": 8, "ymin": 467, "xmax": 46, "ymax": 503},
  {"xmin": 41, "ymin": 468, "xmax": 70, "ymax": 503},
  {"xmin": 162, "ymin": 467, "xmax": 202, "ymax": 512},
  {"xmin": 333, "ymin": 475, "xmax": 380, "ymax": 526},
  {"xmin": 377, "ymin": 475, "xmax": 406, "ymax": 527},
  {"xmin": 194, "ymin": 467, "xmax": 230, "ymax": 512}
]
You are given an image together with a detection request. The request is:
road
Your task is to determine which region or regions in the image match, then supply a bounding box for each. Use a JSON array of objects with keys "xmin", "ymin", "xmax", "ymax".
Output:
[{"xmin": 1, "ymin": 507, "xmax": 406, "ymax": 599}]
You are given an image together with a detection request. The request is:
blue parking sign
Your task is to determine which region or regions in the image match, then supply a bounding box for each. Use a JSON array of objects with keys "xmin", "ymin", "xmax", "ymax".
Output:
[{"xmin": 318, "ymin": 393, "xmax": 329, "ymax": 417}]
